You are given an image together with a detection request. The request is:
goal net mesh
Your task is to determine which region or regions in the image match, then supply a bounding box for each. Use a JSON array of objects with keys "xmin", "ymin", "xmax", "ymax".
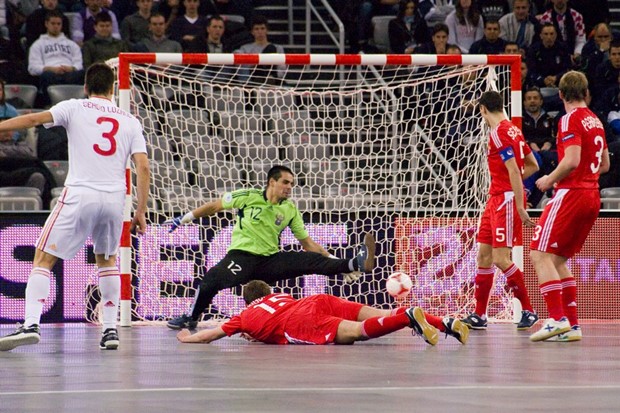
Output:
[{"xmin": 99, "ymin": 57, "xmax": 516, "ymax": 324}]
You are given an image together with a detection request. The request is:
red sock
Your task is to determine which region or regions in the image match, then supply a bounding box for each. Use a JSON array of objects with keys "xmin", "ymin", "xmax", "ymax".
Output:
[
  {"xmin": 390, "ymin": 307, "xmax": 406, "ymax": 316},
  {"xmin": 504, "ymin": 263, "xmax": 533, "ymax": 312},
  {"xmin": 361, "ymin": 313, "xmax": 409, "ymax": 339},
  {"xmin": 474, "ymin": 267, "xmax": 495, "ymax": 316},
  {"xmin": 424, "ymin": 313, "xmax": 445, "ymax": 332},
  {"xmin": 540, "ymin": 280, "xmax": 564, "ymax": 321},
  {"xmin": 561, "ymin": 277, "xmax": 578, "ymax": 326}
]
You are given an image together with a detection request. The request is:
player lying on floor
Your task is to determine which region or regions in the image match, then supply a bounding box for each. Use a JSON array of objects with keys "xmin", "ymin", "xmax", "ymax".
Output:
[{"xmin": 176, "ymin": 280, "xmax": 469, "ymax": 346}]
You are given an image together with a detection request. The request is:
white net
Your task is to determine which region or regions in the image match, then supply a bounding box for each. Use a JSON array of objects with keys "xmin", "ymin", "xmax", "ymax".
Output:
[{"xmin": 98, "ymin": 56, "xmax": 517, "ymax": 324}]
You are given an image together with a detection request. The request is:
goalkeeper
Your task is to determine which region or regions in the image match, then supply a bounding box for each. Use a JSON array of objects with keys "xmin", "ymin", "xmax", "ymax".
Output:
[{"xmin": 165, "ymin": 165, "xmax": 375, "ymax": 330}]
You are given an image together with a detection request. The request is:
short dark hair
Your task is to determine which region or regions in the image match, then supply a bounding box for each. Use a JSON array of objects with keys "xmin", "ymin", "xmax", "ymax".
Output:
[
  {"xmin": 524, "ymin": 86, "xmax": 543, "ymax": 100},
  {"xmin": 610, "ymin": 40, "xmax": 620, "ymax": 50},
  {"xmin": 266, "ymin": 165, "xmax": 293, "ymax": 185},
  {"xmin": 208, "ymin": 14, "xmax": 225, "ymax": 26},
  {"xmin": 94, "ymin": 11, "xmax": 112, "ymax": 25},
  {"xmin": 85, "ymin": 63, "xmax": 114, "ymax": 96},
  {"xmin": 45, "ymin": 9, "xmax": 64, "ymax": 22},
  {"xmin": 484, "ymin": 19, "xmax": 500, "ymax": 28},
  {"xmin": 243, "ymin": 280, "xmax": 271, "ymax": 304},
  {"xmin": 478, "ymin": 91, "xmax": 503, "ymax": 113},
  {"xmin": 149, "ymin": 12, "xmax": 165, "ymax": 23},
  {"xmin": 433, "ymin": 22, "xmax": 449, "ymax": 36},
  {"xmin": 251, "ymin": 15, "xmax": 269, "ymax": 29}
]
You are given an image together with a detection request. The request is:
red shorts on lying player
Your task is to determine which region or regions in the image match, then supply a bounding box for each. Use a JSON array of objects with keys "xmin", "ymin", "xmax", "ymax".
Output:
[{"xmin": 220, "ymin": 294, "xmax": 364, "ymax": 344}]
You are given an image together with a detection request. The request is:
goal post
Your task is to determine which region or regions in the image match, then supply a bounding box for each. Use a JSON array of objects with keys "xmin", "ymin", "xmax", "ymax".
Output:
[{"xmin": 111, "ymin": 52, "xmax": 522, "ymax": 326}]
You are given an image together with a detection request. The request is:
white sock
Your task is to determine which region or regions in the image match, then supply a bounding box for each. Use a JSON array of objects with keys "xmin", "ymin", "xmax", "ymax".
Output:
[
  {"xmin": 98, "ymin": 267, "xmax": 120, "ymax": 332},
  {"xmin": 24, "ymin": 268, "xmax": 51, "ymax": 327}
]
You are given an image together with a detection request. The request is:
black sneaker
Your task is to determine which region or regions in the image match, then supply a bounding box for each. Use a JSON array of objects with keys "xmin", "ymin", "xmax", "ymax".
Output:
[
  {"xmin": 100, "ymin": 328, "xmax": 119, "ymax": 350},
  {"xmin": 0, "ymin": 324, "xmax": 41, "ymax": 351},
  {"xmin": 167, "ymin": 314, "xmax": 198, "ymax": 330},
  {"xmin": 356, "ymin": 233, "xmax": 376, "ymax": 272},
  {"xmin": 404, "ymin": 307, "xmax": 439, "ymax": 346},
  {"xmin": 517, "ymin": 310, "xmax": 539, "ymax": 330},
  {"xmin": 462, "ymin": 313, "xmax": 488, "ymax": 330},
  {"xmin": 442, "ymin": 317, "xmax": 469, "ymax": 345}
]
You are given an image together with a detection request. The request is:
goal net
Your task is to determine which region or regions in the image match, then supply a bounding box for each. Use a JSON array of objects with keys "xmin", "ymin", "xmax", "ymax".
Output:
[{"xmin": 103, "ymin": 53, "xmax": 521, "ymax": 325}]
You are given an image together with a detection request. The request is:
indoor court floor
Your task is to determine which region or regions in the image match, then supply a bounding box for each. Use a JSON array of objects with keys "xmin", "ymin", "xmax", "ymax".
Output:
[{"xmin": 1, "ymin": 322, "xmax": 619, "ymax": 413}]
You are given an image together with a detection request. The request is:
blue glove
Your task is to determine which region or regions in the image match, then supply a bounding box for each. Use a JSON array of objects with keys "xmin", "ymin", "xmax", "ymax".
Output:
[{"xmin": 164, "ymin": 216, "xmax": 183, "ymax": 233}]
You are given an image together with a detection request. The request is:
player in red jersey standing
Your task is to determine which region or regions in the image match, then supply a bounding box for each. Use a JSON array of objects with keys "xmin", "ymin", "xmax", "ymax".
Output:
[
  {"xmin": 529, "ymin": 71, "xmax": 610, "ymax": 342},
  {"xmin": 177, "ymin": 280, "xmax": 470, "ymax": 346},
  {"xmin": 462, "ymin": 90, "xmax": 540, "ymax": 331}
]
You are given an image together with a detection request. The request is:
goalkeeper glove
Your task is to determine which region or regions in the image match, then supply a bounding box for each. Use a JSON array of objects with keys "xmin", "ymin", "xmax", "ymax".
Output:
[
  {"xmin": 342, "ymin": 271, "xmax": 362, "ymax": 284},
  {"xmin": 164, "ymin": 212, "xmax": 195, "ymax": 233}
]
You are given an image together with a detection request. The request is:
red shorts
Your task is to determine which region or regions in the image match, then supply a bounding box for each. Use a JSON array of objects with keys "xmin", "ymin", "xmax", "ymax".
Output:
[
  {"xmin": 530, "ymin": 188, "xmax": 600, "ymax": 258},
  {"xmin": 477, "ymin": 192, "xmax": 523, "ymax": 248},
  {"xmin": 282, "ymin": 295, "xmax": 364, "ymax": 344}
]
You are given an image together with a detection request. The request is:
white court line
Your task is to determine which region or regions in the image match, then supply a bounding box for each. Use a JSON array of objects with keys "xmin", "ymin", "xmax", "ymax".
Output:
[{"xmin": 3, "ymin": 385, "xmax": 620, "ymax": 396}]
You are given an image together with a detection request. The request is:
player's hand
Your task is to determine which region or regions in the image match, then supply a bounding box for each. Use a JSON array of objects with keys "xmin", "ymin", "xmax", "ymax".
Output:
[
  {"xmin": 535, "ymin": 175, "xmax": 554, "ymax": 192},
  {"xmin": 343, "ymin": 271, "xmax": 362, "ymax": 284},
  {"xmin": 177, "ymin": 329, "xmax": 191, "ymax": 342},
  {"xmin": 517, "ymin": 207, "xmax": 535, "ymax": 227},
  {"xmin": 130, "ymin": 213, "xmax": 147, "ymax": 235},
  {"xmin": 240, "ymin": 333, "xmax": 258, "ymax": 342},
  {"xmin": 164, "ymin": 216, "xmax": 183, "ymax": 233}
]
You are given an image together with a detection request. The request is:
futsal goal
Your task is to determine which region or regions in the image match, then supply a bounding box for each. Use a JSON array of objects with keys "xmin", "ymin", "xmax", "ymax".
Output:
[{"xmin": 106, "ymin": 53, "xmax": 522, "ymax": 326}]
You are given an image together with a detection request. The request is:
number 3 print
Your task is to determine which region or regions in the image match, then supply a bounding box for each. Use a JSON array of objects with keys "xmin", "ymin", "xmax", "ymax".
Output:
[{"xmin": 93, "ymin": 117, "xmax": 119, "ymax": 156}]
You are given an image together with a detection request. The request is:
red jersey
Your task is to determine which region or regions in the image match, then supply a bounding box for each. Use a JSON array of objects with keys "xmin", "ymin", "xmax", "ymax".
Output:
[
  {"xmin": 487, "ymin": 119, "xmax": 531, "ymax": 195},
  {"xmin": 556, "ymin": 107, "xmax": 607, "ymax": 189},
  {"xmin": 221, "ymin": 293, "xmax": 297, "ymax": 344}
]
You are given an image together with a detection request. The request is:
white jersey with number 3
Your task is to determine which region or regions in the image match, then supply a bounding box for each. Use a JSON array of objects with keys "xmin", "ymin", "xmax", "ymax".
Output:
[{"xmin": 46, "ymin": 97, "xmax": 147, "ymax": 192}]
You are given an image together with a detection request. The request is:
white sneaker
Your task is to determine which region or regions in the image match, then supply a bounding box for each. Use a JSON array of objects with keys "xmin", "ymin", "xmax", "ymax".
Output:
[
  {"xmin": 529, "ymin": 317, "xmax": 571, "ymax": 342},
  {"xmin": 545, "ymin": 325, "xmax": 582, "ymax": 342}
]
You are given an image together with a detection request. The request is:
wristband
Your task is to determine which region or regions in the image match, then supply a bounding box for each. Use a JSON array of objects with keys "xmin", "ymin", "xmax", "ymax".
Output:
[{"xmin": 181, "ymin": 211, "xmax": 196, "ymax": 224}]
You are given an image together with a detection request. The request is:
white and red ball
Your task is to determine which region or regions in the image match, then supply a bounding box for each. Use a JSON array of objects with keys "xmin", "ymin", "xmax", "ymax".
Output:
[{"xmin": 385, "ymin": 272, "xmax": 413, "ymax": 299}]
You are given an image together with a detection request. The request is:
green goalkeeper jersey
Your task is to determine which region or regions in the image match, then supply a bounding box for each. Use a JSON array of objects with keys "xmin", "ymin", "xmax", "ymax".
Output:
[{"xmin": 221, "ymin": 188, "xmax": 309, "ymax": 256}]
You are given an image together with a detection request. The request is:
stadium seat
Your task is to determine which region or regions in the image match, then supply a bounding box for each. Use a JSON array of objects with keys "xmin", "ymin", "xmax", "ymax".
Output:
[
  {"xmin": 0, "ymin": 186, "xmax": 41, "ymax": 197},
  {"xmin": 0, "ymin": 196, "xmax": 42, "ymax": 211},
  {"xmin": 540, "ymin": 87, "xmax": 559, "ymax": 98},
  {"xmin": 43, "ymin": 160, "xmax": 69, "ymax": 187},
  {"xmin": 221, "ymin": 14, "xmax": 245, "ymax": 25},
  {"xmin": 5, "ymin": 84, "xmax": 38, "ymax": 108},
  {"xmin": 47, "ymin": 85, "xmax": 86, "ymax": 105},
  {"xmin": 371, "ymin": 16, "xmax": 394, "ymax": 53},
  {"xmin": 601, "ymin": 187, "xmax": 620, "ymax": 209}
]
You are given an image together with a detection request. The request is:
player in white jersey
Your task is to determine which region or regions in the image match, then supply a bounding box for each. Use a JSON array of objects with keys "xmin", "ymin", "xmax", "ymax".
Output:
[{"xmin": 0, "ymin": 63, "xmax": 150, "ymax": 351}]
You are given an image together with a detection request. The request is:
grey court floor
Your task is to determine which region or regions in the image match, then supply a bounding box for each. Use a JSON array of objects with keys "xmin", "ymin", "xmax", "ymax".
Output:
[{"xmin": 1, "ymin": 322, "xmax": 619, "ymax": 413}]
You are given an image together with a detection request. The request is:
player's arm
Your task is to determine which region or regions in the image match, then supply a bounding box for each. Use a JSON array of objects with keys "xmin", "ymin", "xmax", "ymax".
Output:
[
  {"xmin": 536, "ymin": 145, "xmax": 580, "ymax": 192},
  {"xmin": 165, "ymin": 199, "xmax": 225, "ymax": 232},
  {"xmin": 131, "ymin": 152, "xmax": 150, "ymax": 235},
  {"xmin": 505, "ymin": 157, "xmax": 535, "ymax": 227},
  {"xmin": 299, "ymin": 236, "xmax": 330, "ymax": 256},
  {"xmin": 0, "ymin": 111, "xmax": 53, "ymax": 131},
  {"xmin": 522, "ymin": 152, "xmax": 540, "ymax": 181},
  {"xmin": 176, "ymin": 327, "xmax": 227, "ymax": 344},
  {"xmin": 600, "ymin": 148, "xmax": 611, "ymax": 174}
]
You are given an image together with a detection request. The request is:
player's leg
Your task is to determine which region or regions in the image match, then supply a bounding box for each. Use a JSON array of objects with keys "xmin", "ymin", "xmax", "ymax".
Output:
[
  {"xmin": 167, "ymin": 251, "xmax": 260, "ymax": 329},
  {"xmin": 545, "ymin": 255, "xmax": 582, "ymax": 342}
]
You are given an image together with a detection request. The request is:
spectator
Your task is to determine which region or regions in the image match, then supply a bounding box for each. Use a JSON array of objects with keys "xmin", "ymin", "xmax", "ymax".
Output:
[
  {"xmin": 525, "ymin": 23, "xmax": 572, "ymax": 89},
  {"xmin": 0, "ymin": 33, "xmax": 33, "ymax": 85},
  {"xmin": 186, "ymin": 14, "xmax": 231, "ymax": 52},
  {"xmin": 155, "ymin": 0, "xmax": 181, "ymax": 29},
  {"xmin": 356, "ymin": 0, "xmax": 399, "ymax": 52},
  {"xmin": 520, "ymin": 59, "xmax": 537, "ymax": 90},
  {"xmin": 388, "ymin": 0, "xmax": 430, "ymax": 54},
  {"xmin": 120, "ymin": 0, "xmax": 153, "ymax": 50},
  {"xmin": 499, "ymin": 0, "xmax": 538, "ymax": 51},
  {"xmin": 82, "ymin": 12, "xmax": 128, "ymax": 68},
  {"xmin": 132, "ymin": 12, "xmax": 182, "ymax": 52},
  {"xmin": 477, "ymin": 0, "xmax": 510, "ymax": 24},
  {"xmin": 235, "ymin": 15, "xmax": 285, "ymax": 84},
  {"xmin": 418, "ymin": 0, "xmax": 454, "ymax": 28},
  {"xmin": 414, "ymin": 22, "xmax": 448, "ymax": 54},
  {"xmin": 57, "ymin": 0, "xmax": 83, "ymax": 12},
  {"xmin": 580, "ymin": 22, "xmax": 616, "ymax": 84},
  {"xmin": 538, "ymin": 0, "xmax": 586, "ymax": 57},
  {"xmin": 522, "ymin": 87, "xmax": 557, "ymax": 177},
  {"xmin": 590, "ymin": 41, "xmax": 620, "ymax": 106},
  {"xmin": 503, "ymin": 40, "xmax": 520, "ymax": 55},
  {"xmin": 24, "ymin": 0, "xmax": 71, "ymax": 48},
  {"xmin": 444, "ymin": 0, "xmax": 484, "ymax": 53},
  {"xmin": 73, "ymin": 0, "xmax": 121, "ymax": 46},
  {"xmin": 168, "ymin": 0, "xmax": 208, "ymax": 50},
  {"xmin": 469, "ymin": 19, "xmax": 506, "ymax": 54},
  {"xmin": 569, "ymin": 0, "xmax": 610, "ymax": 35},
  {"xmin": 28, "ymin": 10, "xmax": 84, "ymax": 107}
]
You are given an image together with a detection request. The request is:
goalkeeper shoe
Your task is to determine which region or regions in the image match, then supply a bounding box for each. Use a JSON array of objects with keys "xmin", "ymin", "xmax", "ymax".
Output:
[
  {"xmin": 544, "ymin": 325, "xmax": 582, "ymax": 342},
  {"xmin": 516, "ymin": 310, "xmax": 539, "ymax": 330},
  {"xmin": 462, "ymin": 313, "xmax": 488, "ymax": 330},
  {"xmin": 355, "ymin": 233, "xmax": 376, "ymax": 272},
  {"xmin": 0, "ymin": 324, "xmax": 40, "ymax": 351},
  {"xmin": 529, "ymin": 317, "xmax": 571, "ymax": 342},
  {"xmin": 405, "ymin": 307, "xmax": 439, "ymax": 346},
  {"xmin": 100, "ymin": 328, "xmax": 119, "ymax": 350},
  {"xmin": 442, "ymin": 317, "xmax": 469, "ymax": 345},
  {"xmin": 167, "ymin": 314, "xmax": 198, "ymax": 330}
]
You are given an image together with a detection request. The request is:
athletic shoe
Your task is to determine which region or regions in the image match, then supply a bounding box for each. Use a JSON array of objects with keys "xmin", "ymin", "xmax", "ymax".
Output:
[
  {"xmin": 99, "ymin": 328, "xmax": 120, "ymax": 350},
  {"xmin": 529, "ymin": 317, "xmax": 571, "ymax": 342},
  {"xmin": 544, "ymin": 325, "xmax": 582, "ymax": 342},
  {"xmin": 356, "ymin": 233, "xmax": 376, "ymax": 272},
  {"xmin": 167, "ymin": 314, "xmax": 198, "ymax": 330},
  {"xmin": 405, "ymin": 307, "xmax": 439, "ymax": 346},
  {"xmin": 462, "ymin": 313, "xmax": 488, "ymax": 330},
  {"xmin": 0, "ymin": 324, "xmax": 41, "ymax": 351},
  {"xmin": 442, "ymin": 317, "xmax": 469, "ymax": 345},
  {"xmin": 517, "ymin": 310, "xmax": 539, "ymax": 330}
]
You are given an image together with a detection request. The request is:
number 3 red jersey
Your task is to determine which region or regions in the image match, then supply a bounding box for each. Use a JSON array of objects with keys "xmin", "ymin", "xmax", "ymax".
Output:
[
  {"xmin": 556, "ymin": 107, "xmax": 608, "ymax": 189},
  {"xmin": 487, "ymin": 119, "xmax": 531, "ymax": 195}
]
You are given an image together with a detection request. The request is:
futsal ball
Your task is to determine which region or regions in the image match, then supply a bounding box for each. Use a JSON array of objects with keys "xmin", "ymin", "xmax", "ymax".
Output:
[{"xmin": 386, "ymin": 272, "xmax": 413, "ymax": 299}]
